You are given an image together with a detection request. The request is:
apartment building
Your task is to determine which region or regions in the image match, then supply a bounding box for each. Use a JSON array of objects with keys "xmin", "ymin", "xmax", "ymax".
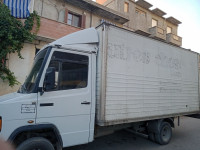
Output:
[
  {"xmin": 0, "ymin": 0, "xmax": 183, "ymax": 95},
  {"xmin": 0, "ymin": 0, "xmax": 128, "ymax": 95},
  {"xmin": 34, "ymin": 0, "xmax": 128, "ymax": 41},
  {"xmin": 96, "ymin": 0, "xmax": 182, "ymax": 46}
]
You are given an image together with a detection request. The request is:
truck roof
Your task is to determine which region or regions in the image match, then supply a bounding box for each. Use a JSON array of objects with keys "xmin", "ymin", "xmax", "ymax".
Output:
[
  {"xmin": 50, "ymin": 27, "xmax": 99, "ymax": 46},
  {"xmin": 47, "ymin": 23, "xmax": 198, "ymax": 56}
]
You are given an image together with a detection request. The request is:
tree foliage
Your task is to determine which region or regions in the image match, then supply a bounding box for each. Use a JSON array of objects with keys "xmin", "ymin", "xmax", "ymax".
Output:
[{"xmin": 0, "ymin": 2, "xmax": 40, "ymax": 87}]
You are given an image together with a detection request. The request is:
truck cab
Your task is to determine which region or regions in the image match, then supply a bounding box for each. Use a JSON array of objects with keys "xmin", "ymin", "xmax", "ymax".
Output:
[{"xmin": 0, "ymin": 28, "xmax": 98, "ymax": 149}]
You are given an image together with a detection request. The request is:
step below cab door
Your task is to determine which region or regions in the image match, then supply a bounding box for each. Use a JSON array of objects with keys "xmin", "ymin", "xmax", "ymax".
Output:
[{"xmin": 36, "ymin": 48, "xmax": 92, "ymax": 147}]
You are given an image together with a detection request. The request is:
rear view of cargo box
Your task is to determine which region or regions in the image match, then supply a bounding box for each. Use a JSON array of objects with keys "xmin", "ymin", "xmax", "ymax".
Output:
[{"xmin": 96, "ymin": 24, "xmax": 199, "ymax": 126}]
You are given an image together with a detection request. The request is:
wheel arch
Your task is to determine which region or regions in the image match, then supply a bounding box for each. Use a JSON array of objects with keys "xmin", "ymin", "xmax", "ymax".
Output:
[
  {"xmin": 163, "ymin": 118, "xmax": 175, "ymax": 128},
  {"xmin": 8, "ymin": 124, "xmax": 63, "ymax": 148}
]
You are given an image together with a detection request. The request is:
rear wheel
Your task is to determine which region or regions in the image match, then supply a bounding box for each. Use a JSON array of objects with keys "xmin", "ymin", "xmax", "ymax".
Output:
[
  {"xmin": 16, "ymin": 137, "xmax": 55, "ymax": 150},
  {"xmin": 155, "ymin": 122, "xmax": 172, "ymax": 145}
]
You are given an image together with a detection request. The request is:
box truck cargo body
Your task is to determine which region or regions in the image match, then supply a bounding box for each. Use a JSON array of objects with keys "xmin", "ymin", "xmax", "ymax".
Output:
[
  {"xmin": 96, "ymin": 25, "xmax": 199, "ymax": 126},
  {"xmin": 0, "ymin": 24, "xmax": 199, "ymax": 149}
]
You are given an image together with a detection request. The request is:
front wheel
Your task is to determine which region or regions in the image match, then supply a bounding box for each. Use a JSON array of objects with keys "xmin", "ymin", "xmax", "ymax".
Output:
[
  {"xmin": 16, "ymin": 137, "xmax": 55, "ymax": 150},
  {"xmin": 155, "ymin": 122, "xmax": 172, "ymax": 145}
]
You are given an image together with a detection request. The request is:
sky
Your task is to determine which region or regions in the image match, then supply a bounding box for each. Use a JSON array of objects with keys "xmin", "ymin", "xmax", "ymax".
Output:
[{"xmin": 93, "ymin": 0, "xmax": 200, "ymax": 53}]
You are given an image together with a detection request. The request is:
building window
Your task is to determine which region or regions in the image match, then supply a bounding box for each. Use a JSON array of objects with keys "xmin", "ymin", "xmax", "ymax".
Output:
[
  {"xmin": 152, "ymin": 19, "xmax": 158, "ymax": 27},
  {"xmin": 67, "ymin": 12, "xmax": 81, "ymax": 27},
  {"xmin": 167, "ymin": 26, "xmax": 172, "ymax": 34},
  {"xmin": 135, "ymin": 8, "xmax": 146, "ymax": 16},
  {"xmin": 124, "ymin": 2, "xmax": 129, "ymax": 13},
  {"xmin": 65, "ymin": 9, "xmax": 86, "ymax": 28}
]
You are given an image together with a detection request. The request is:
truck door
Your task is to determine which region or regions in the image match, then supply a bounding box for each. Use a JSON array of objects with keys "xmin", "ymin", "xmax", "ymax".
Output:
[{"xmin": 36, "ymin": 48, "xmax": 92, "ymax": 147}]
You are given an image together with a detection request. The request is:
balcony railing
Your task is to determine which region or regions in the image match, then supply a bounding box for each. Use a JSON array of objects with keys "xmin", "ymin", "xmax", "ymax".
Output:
[
  {"xmin": 149, "ymin": 26, "xmax": 166, "ymax": 40},
  {"xmin": 166, "ymin": 33, "xmax": 182, "ymax": 47}
]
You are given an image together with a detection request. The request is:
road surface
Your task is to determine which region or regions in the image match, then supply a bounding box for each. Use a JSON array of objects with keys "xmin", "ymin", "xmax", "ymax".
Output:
[{"xmin": 64, "ymin": 117, "xmax": 200, "ymax": 150}]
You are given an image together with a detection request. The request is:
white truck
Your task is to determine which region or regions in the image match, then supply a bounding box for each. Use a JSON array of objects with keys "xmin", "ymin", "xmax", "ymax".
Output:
[{"xmin": 0, "ymin": 23, "xmax": 199, "ymax": 150}]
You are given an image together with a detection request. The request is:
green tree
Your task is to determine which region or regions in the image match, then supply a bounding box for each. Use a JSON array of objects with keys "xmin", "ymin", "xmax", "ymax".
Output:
[{"xmin": 0, "ymin": 2, "xmax": 40, "ymax": 86}]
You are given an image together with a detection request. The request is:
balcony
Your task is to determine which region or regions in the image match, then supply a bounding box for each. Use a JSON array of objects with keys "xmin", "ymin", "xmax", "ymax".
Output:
[
  {"xmin": 31, "ymin": 17, "xmax": 81, "ymax": 42},
  {"xmin": 166, "ymin": 33, "xmax": 182, "ymax": 47},
  {"xmin": 149, "ymin": 26, "xmax": 166, "ymax": 40}
]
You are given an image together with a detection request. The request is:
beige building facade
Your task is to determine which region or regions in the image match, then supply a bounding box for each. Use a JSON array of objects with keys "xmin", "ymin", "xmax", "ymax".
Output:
[
  {"xmin": 0, "ymin": 0, "xmax": 128, "ymax": 95},
  {"xmin": 98, "ymin": 0, "xmax": 182, "ymax": 46},
  {"xmin": 0, "ymin": 0, "xmax": 183, "ymax": 95}
]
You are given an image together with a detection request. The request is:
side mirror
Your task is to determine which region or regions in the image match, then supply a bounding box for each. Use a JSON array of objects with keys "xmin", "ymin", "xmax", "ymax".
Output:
[{"xmin": 44, "ymin": 67, "xmax": 55, "ymax": 91}]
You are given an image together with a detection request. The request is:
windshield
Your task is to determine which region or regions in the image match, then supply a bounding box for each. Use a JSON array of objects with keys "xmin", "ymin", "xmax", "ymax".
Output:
[{"xmin": 18, "ymin": 48, "xmax": 48, "ymax": 93}]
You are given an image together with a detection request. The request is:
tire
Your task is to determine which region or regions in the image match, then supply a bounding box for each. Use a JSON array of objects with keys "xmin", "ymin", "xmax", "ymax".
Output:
[
  {"xmin": 17, "ymin": 137, "xmax": 55, "ymax": 150},
  {"xmin": 155, "ymin": 122, "xmax": 172, "ymax": 145}
]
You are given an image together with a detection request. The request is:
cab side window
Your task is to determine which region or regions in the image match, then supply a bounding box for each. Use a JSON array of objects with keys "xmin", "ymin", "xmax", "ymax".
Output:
[
  {"xmin": 61, "ymin": 61, "xmax": 88, "ymax": 89},
  {"xmin": 46, "ymin": 51, "xmax": 89, "ymax": 91}
]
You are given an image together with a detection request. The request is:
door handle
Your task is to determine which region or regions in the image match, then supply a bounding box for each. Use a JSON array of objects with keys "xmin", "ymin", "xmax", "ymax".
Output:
[
  {"xmin": 81, "ymin": 101, "xmax": 91, "ymax": 105},
  {"xmin": 40, "ymin": 103, "xmax": 54, "ymax": 107}
]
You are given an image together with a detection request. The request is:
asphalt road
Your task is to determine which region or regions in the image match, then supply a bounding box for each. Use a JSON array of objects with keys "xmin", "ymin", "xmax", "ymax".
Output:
[{"xmin": 64, "ymin": 117, "xmax": 200, "ymax": 150}]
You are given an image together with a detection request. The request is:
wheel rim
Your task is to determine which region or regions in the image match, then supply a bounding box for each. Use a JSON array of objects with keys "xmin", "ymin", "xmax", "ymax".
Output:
[{"xmin": 161, "ymin": 125, "xmax": 171, "ymax": 142}]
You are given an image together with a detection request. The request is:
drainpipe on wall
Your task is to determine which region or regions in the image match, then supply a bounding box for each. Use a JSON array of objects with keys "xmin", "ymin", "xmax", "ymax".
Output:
[{"xmin": 90, "ymin": 12, "xmax": 93, "ymax": 27}]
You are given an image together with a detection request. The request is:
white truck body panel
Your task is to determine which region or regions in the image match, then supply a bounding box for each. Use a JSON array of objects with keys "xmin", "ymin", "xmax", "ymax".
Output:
[
  {"xmin": 0, "ymin": 27, "xmax": 99, "ymax": 147},
  {"xmin": 0, "ymin": 92, "xmax": 37, "ymax": 139},
  {"xmin": 96, "ymin": 25, "xmax": 199, "ymax": 126}
]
